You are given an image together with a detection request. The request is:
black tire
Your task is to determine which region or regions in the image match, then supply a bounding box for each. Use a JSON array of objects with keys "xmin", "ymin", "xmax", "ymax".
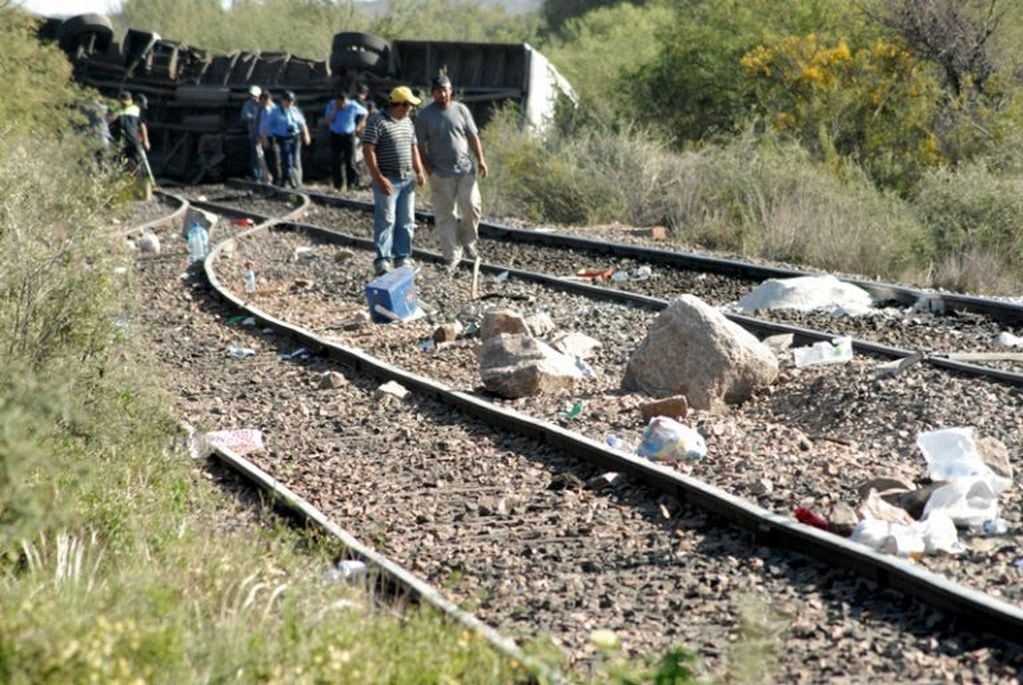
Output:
[
  {"xmin": 330, "ymin": 48, "xmax": 385, "ymax": 74},
  {"xmin": 36, "ymin": 17, "xmax": 64, "ymax": 42},
  {"xmin": 57, "ymin": 13, "xmax": 113, "ymax": 53},
  {"xmin": 331, "ymin": 32, "xmax": 389, "ymax": 55},
  {"xmin": 123, "ymin": 29, "xmax": 159, "ymax": 65},
  {"xmin": 176, "ymin": 85, "xmax": 230, "ymax": 105}
]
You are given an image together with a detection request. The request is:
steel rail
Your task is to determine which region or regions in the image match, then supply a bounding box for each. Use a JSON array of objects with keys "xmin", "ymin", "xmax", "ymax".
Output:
[
  {"xmin": 207, "ymin": 443, "xmax": 563, "ymax": 684},
  {"xmin": 121, "ymin": 189, "xmax": 188, "ymax": 238},
  {"xmin": 211, "ymin": 184, "xmax": 1023, "ymax": 388},
  {"xmin": 191, "ymin": 190, "xmax": 1023, "ymax": 647},
  {"xmin": 288, "ymin": 183, "xmax": 1023, "ymax": 325},
  {"xmin": 157, "ymin": 198, "xmax": 564, "ymax": 684}
]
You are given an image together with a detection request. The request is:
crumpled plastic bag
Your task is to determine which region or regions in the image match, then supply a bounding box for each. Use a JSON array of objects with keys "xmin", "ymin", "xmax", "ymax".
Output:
[
  {"xmin": 916, "ymin": 427, "xmax": 1011, "ymax": 494},
  {"xmin": 851, "ymin": 511, "xmax": 962, "ymax": 558},
  {"xmin": 923, "ymin": 477, "xmax": 1000, "ymax": 528},
  {"xmin": 636, "ymin": 416, "xmax": 706, "ymax": 461}
]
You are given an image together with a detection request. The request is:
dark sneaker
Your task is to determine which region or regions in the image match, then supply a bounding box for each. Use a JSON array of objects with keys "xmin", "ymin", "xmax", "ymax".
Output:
[{"xmin": 374, "ymin": 260, "xmax": 392, "ymax": 276}]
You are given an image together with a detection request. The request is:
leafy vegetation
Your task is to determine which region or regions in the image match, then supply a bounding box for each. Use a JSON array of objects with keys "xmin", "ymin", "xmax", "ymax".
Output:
[{"xmin": 0, "ymin": 6, "xmax": 525, "ymax": 683}]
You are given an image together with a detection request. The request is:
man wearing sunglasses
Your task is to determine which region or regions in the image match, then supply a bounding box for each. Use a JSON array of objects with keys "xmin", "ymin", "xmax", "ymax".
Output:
[{"xmin": 363, "ymin": 86, "xmax": 426, "ymax": 276}]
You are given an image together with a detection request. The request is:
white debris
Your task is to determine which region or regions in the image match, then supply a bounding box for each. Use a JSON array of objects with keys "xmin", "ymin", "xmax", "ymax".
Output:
[
  {"xmin": 993, "ymin": 331, "xmax": 1023, "ymax": 349},
  {"xmin": 734, "ymin": 275, "xmax": 874, "ymax": 316}
]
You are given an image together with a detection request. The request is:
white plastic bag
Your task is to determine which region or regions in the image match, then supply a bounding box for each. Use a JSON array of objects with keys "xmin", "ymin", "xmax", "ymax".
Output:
[
  {"xmin": 636, "ymin": 417, "xmax": 706, "ymax": 461},
  {"xmin": 916, "ymin": 427, "xmax": 1011, "ymax": 494},
  {"xmin": 923, "ymin": 477, "xmax": 1000, "ymax": 528}
]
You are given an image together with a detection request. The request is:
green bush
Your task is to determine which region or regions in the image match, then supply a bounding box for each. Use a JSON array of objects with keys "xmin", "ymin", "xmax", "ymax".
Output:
[
  {"xmin": 0, "ymin": 10, "xmax": 81, "ymax": 137},
  {"xmin": 540, "ymin": 2, "xmax": 674, "ymax": 123},
  {"xmin": 912, "ymin": 161, "xmax": 1023, "ymax": 290},
  {"xmin": 629, "ymin": 0, "xmax": 868, "ymax": 144},
  {"xmin": 740, "ymin": 34, "xmax": 944, "ymax": 193}
]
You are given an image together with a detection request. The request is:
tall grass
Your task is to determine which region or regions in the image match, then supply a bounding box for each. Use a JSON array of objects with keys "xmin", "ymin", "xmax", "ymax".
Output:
[
  {"xmin": 0, "ymin": 114, "xmax": 520, "ymax": 683},
  {"xmin": 484, "ymin": 112, "xmax": 932, "ymax": 283}
]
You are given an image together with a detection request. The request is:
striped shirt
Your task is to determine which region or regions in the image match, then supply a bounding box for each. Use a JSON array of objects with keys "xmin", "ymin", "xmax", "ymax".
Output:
[{"xmin": 362, "ymin": 111, "xmax": 417, "ymax": 177}]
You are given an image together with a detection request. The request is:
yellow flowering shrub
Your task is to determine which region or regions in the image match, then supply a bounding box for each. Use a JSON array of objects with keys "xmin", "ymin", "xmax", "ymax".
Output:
[{"xmin": 741, "ymin": 34, "xmax": 944, "ymax": 192}]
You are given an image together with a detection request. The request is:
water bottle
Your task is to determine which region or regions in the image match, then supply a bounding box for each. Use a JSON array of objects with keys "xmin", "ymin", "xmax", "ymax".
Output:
[
  {"xmin": 187, "ymin": 222, "xmax": 209, "ymax": 264},
  {"xmin": 244, "ymin": 261, "xmax": 257, "ymax": 293},
  {"xmin": 968, "ymin": 518, "xmax": 1008, "ymax": 536},
  {"xmin": 605, "ymin": 434, "xmax": 631, "ymax": 452},
  {"xmin": 792, "ymin": 336, "xmax": 853, "ymax": 368}
]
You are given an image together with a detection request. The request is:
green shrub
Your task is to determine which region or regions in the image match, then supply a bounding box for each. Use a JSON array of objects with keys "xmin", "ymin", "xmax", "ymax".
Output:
[
  {"xmin": 912, "ymin": 161, "xmax": 1023, "ymax": 290},
  {"xmin": 540, "ymin": 2, "xmax": 674, "ymax": 123},
  {"xmin": 0, "ymin": 10, "xmax": 81, "ymax": 138},
  {"xmin": 629, "ymin": 0, "xmax": 868, "ymax": 143},
  {"xmin": 740, "ymin": 34, "xmax": 944, "ymax": 193}
]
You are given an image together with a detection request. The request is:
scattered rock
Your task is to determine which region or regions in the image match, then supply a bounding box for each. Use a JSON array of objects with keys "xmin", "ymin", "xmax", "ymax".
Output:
[
  {"xmin": 293, "ymin": 278, "xmax": 315, "ymax": 289},
  {"xmin": 761, "ymin": 333, "xmax": 794, "ymax": 354},
  {"xmin": 550, "ymin": 331, "xmax": 602, "ymax": 359},
  {"xmin": 433, "ymin": 322, "xmax": 463, "ymax": 344},
  {"xmin": 479, "ymin": 334, "xmax": 581, "ymax": 399},
  {"xmin": 375, "ymin": 380, "xmax": 408, "ymax": 401},
  {"xmin": 978, "ymin": 436, "xmax": 1013, "ymax": 481},
  {"xmin": 481, "ymin": 307, "xmax": 530, "ymax": 340},
  {"xmin": 828, "ymin": 503, "xmax": 859, "ymax": 536},
  {"xmin": 586, "ymin": 472, "xmax": 621, "ymax": 491},
  {"xmin": 524, "ymin": 312, "xmax": 557, "ymax": 337},
  {"xmin": 860, "ymin": 489, "xmax": 914, "ymax": 525},
  {"xmin": 856, "ymin": 477, "xmax": 914, "ymax": 501},
  {"xmin": 138, "ymin": 231, "xmax": 161, "ymax": 254},
  {"xmin": 632, "ymin": 226, "xmax": 667, "ymax": 241},
  {"xmin": 622, "ymin": 295, "xmax": 779, "ymax": 411},
  {"xmin": 336, "ymin": 248, "xmax": 357, "ymax": 263},
  {"xmin": 750, "ymin": 477, "xmax": 773, "ymax": 496},
  {"xmin": 639, "ymin": 395, "xmax": 689, "ymax": 421},
  {"xmin": 319, "ymin": 371, "xmax": 347, "ymax": 389},
  {"xmin": 342, "ymin": 311, "xmax": 371, "ymax": 330}
]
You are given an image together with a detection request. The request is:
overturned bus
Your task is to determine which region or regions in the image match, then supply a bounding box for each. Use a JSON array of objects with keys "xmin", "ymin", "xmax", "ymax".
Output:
[{"xmin": 39, "ymin": 13, "xmax": 574, "ymax": 182}]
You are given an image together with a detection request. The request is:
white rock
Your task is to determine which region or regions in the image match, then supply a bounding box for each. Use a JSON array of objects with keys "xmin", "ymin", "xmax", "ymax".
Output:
[{"xmin": 623, "ymin": 295, "xmax": 779, "ymax": 411}]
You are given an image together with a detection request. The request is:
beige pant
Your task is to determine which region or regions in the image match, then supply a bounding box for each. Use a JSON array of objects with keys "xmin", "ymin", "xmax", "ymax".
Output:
[{"xmin": 430, "ymin": 173, "xmax": 481, "ymax": 263}]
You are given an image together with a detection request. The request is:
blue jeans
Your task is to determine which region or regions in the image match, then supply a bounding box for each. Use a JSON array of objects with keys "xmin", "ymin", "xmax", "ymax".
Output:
[
  {"xmin": 249, "ymin": 137, "xmax": 263, "ymax": 181},
  {"xmin": 372, "ymin": 176, "xmax": 416, "ymax": 266},
  {"xmin": 276, "ymin": 136, "xmax": 298, "ymax": 188}
]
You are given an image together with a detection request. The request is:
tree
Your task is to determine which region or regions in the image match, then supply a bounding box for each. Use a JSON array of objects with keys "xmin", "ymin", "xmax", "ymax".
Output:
[
  {"xmin": 542, "ymin": 0, "xmax": 645, "ymax": 34},
  {"xmin": 869, "ymin": 0, "xmax": 1007, "ymax": 96}
]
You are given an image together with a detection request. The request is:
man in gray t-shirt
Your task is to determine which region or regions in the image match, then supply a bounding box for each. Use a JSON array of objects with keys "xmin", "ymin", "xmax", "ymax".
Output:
[{"xmin": 415, "ymin": 74, "xmax": 488, "ymax": 273}]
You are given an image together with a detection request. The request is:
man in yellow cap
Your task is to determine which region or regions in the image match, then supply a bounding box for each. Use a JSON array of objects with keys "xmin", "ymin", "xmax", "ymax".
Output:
[{"xmin": 362, "ymin": 86, "xmax": 426, "ymax": 275}]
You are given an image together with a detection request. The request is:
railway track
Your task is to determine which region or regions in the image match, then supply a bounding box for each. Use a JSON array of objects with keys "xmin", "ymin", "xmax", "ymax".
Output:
[{"xmin": 136, "ymin": 184, "xmax": 1023, "ymax": 680}]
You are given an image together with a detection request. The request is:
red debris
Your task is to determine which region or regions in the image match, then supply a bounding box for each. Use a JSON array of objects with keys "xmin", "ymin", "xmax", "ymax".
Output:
[
  {"xmin": 794, "ymin": 507, "xmax": 830, "ymax": 531},
  {"xmin": 231, "ymin": 218, "xmax": 255, "ymax": 227}
]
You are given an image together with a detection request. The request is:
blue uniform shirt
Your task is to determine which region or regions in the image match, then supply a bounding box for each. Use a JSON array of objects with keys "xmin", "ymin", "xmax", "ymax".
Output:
[
  {"xmin": 264, "ymin": 105, "xmax": 306, "ymax": 138},
  {"xmin": 324, "ymin": 99, "xmax": 367, "ymax": 135}
]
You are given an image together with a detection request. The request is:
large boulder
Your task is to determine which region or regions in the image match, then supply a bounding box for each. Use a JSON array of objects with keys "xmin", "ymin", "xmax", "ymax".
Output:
[
  {"xmin": 481, "ymin": 307, "xmax": 530, "ymax": 341},
  {"xmin": 622, "ymin": 295, "xmax": 778, "ymax": 411},
  {"xmin": 480, "ymin": 334, "xmax": 581, "ymax": 398}
]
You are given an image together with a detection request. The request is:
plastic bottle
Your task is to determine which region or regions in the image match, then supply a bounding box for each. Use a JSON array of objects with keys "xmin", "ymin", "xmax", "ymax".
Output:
[
  {"xmin": 968, "ymin": 518, "xmax": 1009, "ymax": 536},
  {"xmin": 792, "ymin": 336, "xmax": 853, "ymax": 368},
  {"xmin": 244, "ymin": 261, "xmax": 257, "ymax": 293},
  {"xmin": 605, "ymin": 434, "xmax": 632, "ymax": 452},
  {"xmin": 187, "ymin": 221, "xmax": 209, "ymax": 264}
]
